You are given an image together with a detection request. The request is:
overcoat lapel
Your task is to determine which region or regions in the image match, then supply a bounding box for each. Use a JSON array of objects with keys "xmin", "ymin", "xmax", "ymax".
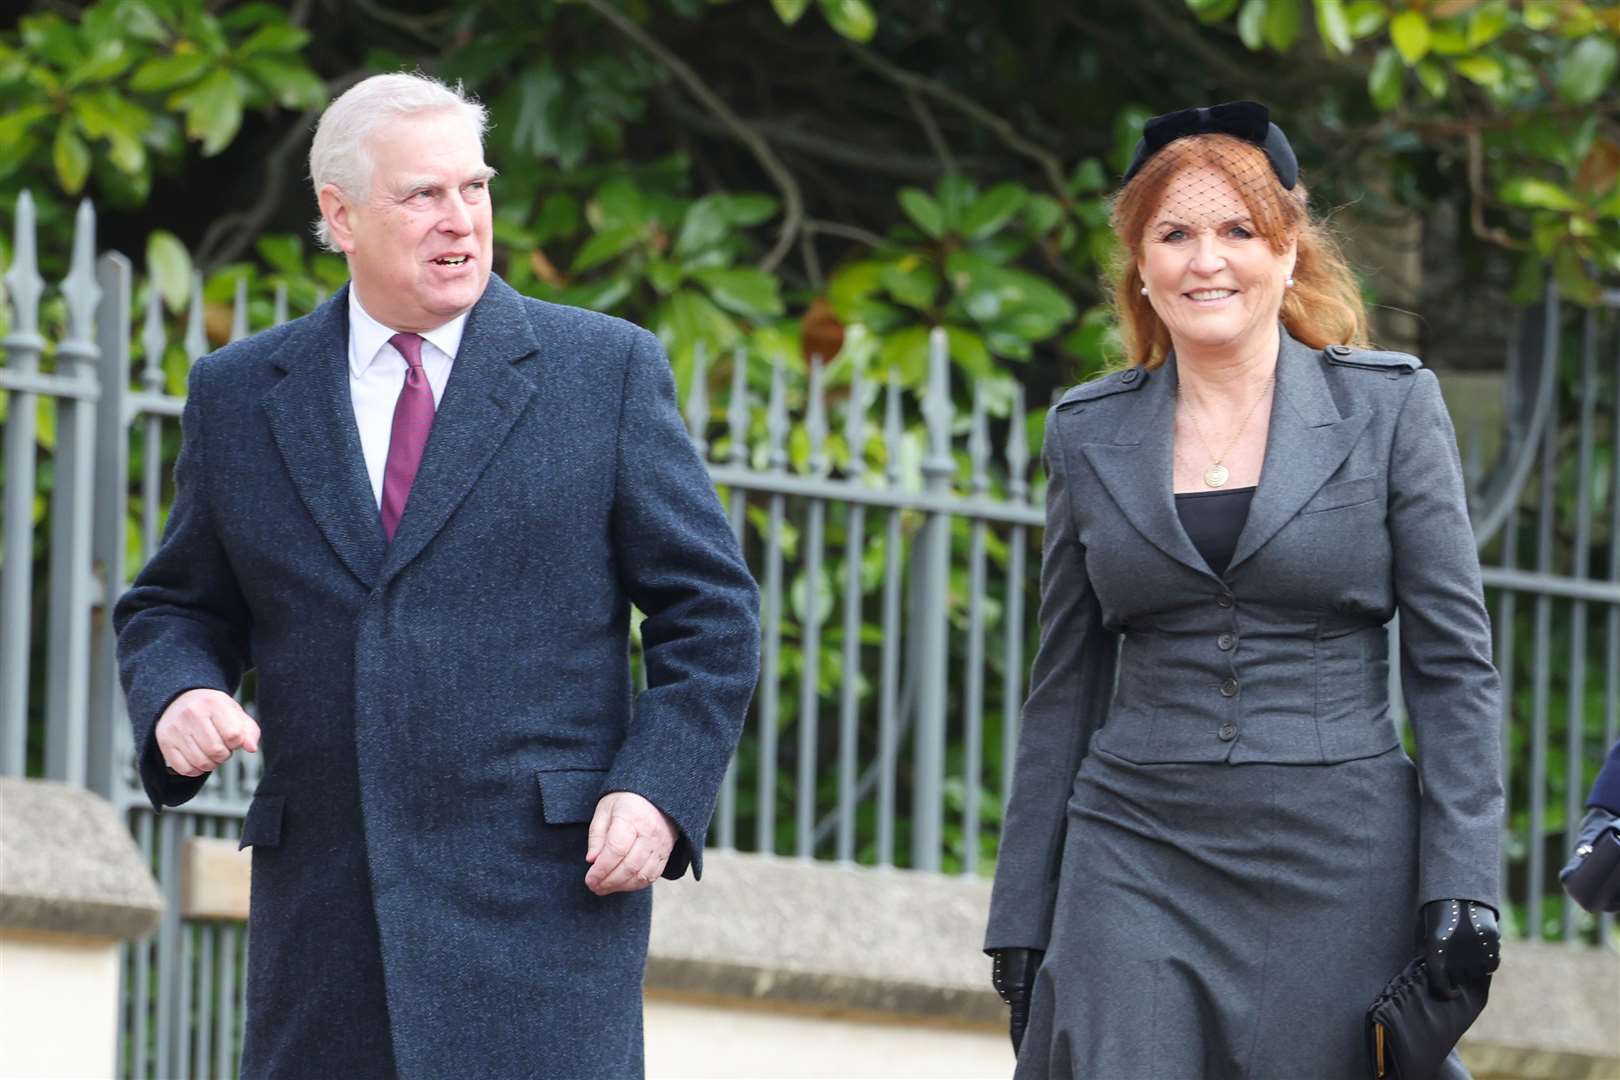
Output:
[
  {"xmin": 376, "ymin": 276, "xmax": 541, "ymax": 586},
  {"xmin": 261, "ymin": 286, "xmax": 388, "ymax": 589},
  {"xmin": 1073, "ymin": 360, "xmax": 1217, "ymax": 579},
  {"xmin": 1226, "ymin": 329, "xmax": 1369, "ymax": 573}
]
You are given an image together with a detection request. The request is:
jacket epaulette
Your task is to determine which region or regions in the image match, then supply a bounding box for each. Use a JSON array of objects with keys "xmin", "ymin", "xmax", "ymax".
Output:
[
  {"xmin": 1057, "ymin": 367, "xmax": 1150, "ymax": 408},
  {"xmin": 1322, "ymin": 343, "xmax": 1421, "ymax": 373}
]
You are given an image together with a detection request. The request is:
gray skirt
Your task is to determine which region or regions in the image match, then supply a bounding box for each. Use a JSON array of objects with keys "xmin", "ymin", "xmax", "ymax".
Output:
[{"xmin": 1016, "ymin": 744, "xmax": 1470, "ymax": 1080}]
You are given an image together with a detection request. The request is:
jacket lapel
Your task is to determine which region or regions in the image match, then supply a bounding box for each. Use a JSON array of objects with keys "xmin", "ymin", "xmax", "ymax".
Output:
[
  {"xmin": 1226, "ymin": 328, "xmax": 1370, "ymax": 574},
  {"xmin": 1072, "ymin": 359, "xmax": 1217, "ymax": 579},
  {"xmin": 260, "ymin": 285, "xmax": 388, "ymax": 589},
  {"xmin": 376, "ymin": 276, "xmax": 541, "ymax": 587}
]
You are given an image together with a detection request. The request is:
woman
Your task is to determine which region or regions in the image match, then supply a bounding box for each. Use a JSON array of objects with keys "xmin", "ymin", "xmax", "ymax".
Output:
[{"xmin": 985, "ymin": 102, "xmax": 1504, "ymax": 1079}]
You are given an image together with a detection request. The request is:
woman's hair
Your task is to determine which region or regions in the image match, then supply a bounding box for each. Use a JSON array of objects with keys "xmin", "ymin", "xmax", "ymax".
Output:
[
  {"xmin": 1108, "ymin": 133, "xmax": 1368, "ymax": 369},
  {"xmin": 308, "ymin": 72, "xmax": 489, "ymax": 252}
]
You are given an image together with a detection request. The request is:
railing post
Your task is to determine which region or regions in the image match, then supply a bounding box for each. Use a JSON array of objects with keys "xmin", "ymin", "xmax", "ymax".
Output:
[
  {"xmin": 87, "ymin": 251, "xmax": 132, "ymax": 800},
  {"xmin": 44, "ymin": 200, "xmax": 102, "ymax": 785},
  {"xmin": 0, "ymin": 191, "xmax": 46, "ymax": 777},
  {"xmin": 911, "ymin": 327, "xmax": 954, "ymax": 871}
]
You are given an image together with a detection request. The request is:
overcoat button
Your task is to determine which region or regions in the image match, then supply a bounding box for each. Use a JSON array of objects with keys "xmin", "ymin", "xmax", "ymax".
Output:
[
  {"xmin": 1121, "ymin": 369, "xmax": 1140, "ymax": 384},
  {"xmin": 1328, "ymin": 344, "xmax": 1352, "ymax": 356},
  {"xmin": 1220, "ymin": 678, "xmax": 1239, "ymax": 697},
  {"xmin": 1216, "ymin": 592, "xmax": 1234, "ymax": 608},
  {"xmin": 1218, "ymin": 722, "xmax": 1238, "ymax": 741},
  {"xmin": 1217, "ymin": 633, "xmax": 1235, "ymax": 650}
]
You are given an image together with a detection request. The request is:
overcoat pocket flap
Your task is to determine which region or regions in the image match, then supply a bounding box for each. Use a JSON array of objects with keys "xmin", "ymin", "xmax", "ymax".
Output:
[
  {"xmin": 238, "ymin": 794, "xmax": 285, "ymax": 850},
  {"xmin": 537, "ymin": 768, "xmax": 607, "ymax": 824},
  {"xmin": 1303, "ymin": 475, "xmax": 1377, "ymax": 514}
]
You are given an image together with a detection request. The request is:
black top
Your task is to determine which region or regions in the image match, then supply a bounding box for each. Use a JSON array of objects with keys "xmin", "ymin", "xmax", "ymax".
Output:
[{"xmin": 1175, "ymin": 486, "xmax": 1256, "ymax": 577}]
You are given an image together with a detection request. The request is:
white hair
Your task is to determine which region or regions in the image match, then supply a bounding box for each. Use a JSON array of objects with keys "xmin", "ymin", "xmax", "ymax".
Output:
[{"xmin": 308, "ymin": 72, "xmax": 489, "ymax": 252}]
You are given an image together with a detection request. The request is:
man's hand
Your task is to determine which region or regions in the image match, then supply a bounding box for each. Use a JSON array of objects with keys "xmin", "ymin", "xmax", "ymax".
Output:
[
  {"xmin": 155, "ymin": 689, "xmax": 260, "ymax": 777},
  {"xmin": 584, "ymin": 792, "xmax": 676, "ymax": 896}
]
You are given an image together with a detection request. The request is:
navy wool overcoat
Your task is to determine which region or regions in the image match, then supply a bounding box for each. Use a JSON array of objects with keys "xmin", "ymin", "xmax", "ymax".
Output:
[{"xmin": 114, "ymin": 276, "xmax": 761, "ymax": 1079}]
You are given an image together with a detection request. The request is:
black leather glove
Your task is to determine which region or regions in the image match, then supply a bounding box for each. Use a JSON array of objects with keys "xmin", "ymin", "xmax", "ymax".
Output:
[
  {"xmin": 1421, "ymin": 898, "xmax": 1499, "ymax": 999},
  {"xmin": 990, "ymin": 947, "xmax": 1042, "ymax": 1054}
]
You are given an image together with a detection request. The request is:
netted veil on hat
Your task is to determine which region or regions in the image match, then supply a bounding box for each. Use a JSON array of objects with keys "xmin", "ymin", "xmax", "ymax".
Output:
[{"xmin": 1122, "ymin": 101, "xmax": 1299, "ymax": 190}]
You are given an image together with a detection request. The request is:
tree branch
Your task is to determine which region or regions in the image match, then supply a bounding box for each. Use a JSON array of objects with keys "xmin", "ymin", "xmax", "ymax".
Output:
[
  {"xmin": 907, "ymin": 87, "xmax": 956, "ymax": 175},
  {"xmin": 1466, "ymin": 129, "xmax": 1522, "ymax": 252},
  {"xmin": 581, "ymin": 0, "xmax": 804, "ymax": 273},
  {"xmin": 845, "ymin": 42, "xmax": 1070, "ymax": 198}
]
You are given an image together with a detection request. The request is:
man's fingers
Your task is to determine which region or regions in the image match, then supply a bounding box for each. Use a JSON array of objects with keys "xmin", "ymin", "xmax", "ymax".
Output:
[
  {"xmin": 213, "ymin": 705, "xmax": 260, "ymax": 754},
  {"xmin": 584, "ymin": 817, "xmax": 640, "ymax": 891},
  {"xmin": 591, "ymin": 835, "xmax": 664, "ymax": 895},
  {"xmin": 237, "ymin": 712, "xmax": 261, "ymax": 754},
  {"xmin": 176, "ymin": 730, "xmax": 216, "ymax": 774}
]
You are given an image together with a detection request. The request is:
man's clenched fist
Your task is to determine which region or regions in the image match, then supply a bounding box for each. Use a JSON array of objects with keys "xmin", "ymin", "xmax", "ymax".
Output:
[
  {"xmin": 584, "ymin": 792, "xmax": 677, "ymax": 896},
  {"xmin": 156, "ymin": 688, "xmax": 260, "ymax": 777}
]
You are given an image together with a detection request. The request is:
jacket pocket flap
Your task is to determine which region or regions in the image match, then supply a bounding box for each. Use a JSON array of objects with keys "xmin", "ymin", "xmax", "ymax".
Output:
[
  {"xmin": 238, "ymin": 794, "xmax": 285, "ymax": 850},
  {"xmin": 1303, "ymin": 475, "xmax": 1377, "ymax": 514},
  {"xmin": 537, "ymin": 769, "xmax": 607, "ymax": 824}
]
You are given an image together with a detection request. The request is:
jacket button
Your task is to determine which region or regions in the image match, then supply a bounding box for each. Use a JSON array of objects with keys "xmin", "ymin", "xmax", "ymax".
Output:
[
  {"xmin": 1217, "ymin": 633, "xmax": 1235, "ymax": 651},
  {"xmin": 1121, "ymin": 369, "xmax": 1140, "ymax": 384},
  {"xmin": 1328, "ymin": 344, "xmax": 1352, "ymax": 356},
  {"xmin": 1218, "ymin": 721, "xmax": 1238, "ymax": 741},
  {"xmin": 1220, "ymin": 678, "xmax": 1239, "ymax": 697},
  {"xmin": 1215, "ymin": 592, "xmax": 1234, "ymax": 609}
]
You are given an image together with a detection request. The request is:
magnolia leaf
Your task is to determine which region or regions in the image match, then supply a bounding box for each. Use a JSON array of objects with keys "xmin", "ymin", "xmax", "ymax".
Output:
[
  {"xmin": 1344, "ymin": 0, "xmax": 1388, "ymax": 38},
  {"xmin": 1415, "ymin": 58, "xmax": 1449, "ymax": 99},
  {"xmin": 147, "ymin": 231, "xmax": 193, "ymax": 313},
  {"xmin": 1264, "ymin": 0, "xmax": 1303, "ymax": 51},
  {"xmin": 1498, "ymin": 177, "xmax": 1582, "ymax": 212},
  {"xmin": 899, "ymin": 188, "xmax": 946, "ymax": 239},
  {"xmin": 1237, "ymin": 0, "xmax": 1268, "ymax": 50},
  {"xmin": 53, "ymin": 121, "xmax": 91, "ymax": 193},
  {"xmin": 1453, "ymin": 54, "xmax": 1503, "ymax": 87},
  {"xmin": 1389, "ymin": 10, "xmax": 1430, "ymax": 65},
  {"xmin": 960, "ymin": 184, "xmax": 1027, "ymax": 239},
  {"xmin": 1558, "ymin": 36, "xmax": 1619, "ymax": 106},
  {"xmin": 1368, "ymin": 46, "xmax": 1404, "ymax": 110},
  {"xmin": 692, "ymin": 267, "xmax": 785, "ymax": 320},
  {"xmin": 818, "ymin": 0, "xmax": 877, "ymax": 42},
  {"xmin": 1314, "ymin": 0, "xmax": 1353, "ymax": 54},
  {"xmin": 771, "ymin": 0, "xmax": 812, "ymax": 24}
]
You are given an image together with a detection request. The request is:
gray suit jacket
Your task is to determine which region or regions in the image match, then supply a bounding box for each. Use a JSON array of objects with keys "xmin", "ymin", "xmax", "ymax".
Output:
[{"xmin": 986, "ymin": 327, "xmax": 1503, "ymax": 952}]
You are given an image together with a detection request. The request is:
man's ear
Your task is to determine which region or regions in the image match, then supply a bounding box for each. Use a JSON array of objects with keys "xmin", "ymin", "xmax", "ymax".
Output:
[{"xmin": 318, "ymin": 184, "xmax": 357, "ymax": 253}]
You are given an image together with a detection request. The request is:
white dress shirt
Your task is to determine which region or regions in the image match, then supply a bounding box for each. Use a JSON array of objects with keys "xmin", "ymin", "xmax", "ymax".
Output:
[{"xmin": 348, "ymin": 287, "xmax": 467, "ymax": 508}]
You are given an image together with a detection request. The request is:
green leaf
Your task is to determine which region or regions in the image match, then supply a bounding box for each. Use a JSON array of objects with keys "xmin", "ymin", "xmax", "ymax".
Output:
[
  {"xmin": 714, "ymin": 193, "xmax": 779, "ymax": 227},
  {"xmin": 960, "ymin": 183, "xmax": 1027, "ymax": 239},
  {"xmin": 1453, "ymin": 54, "xmax": 1503, "ymax": 87},
  {"xmin": 65, "ymin": 38, "xmax": 133, "ymax": 88},
  {"xmin": 1187, "ymin": 0, "xmax": 1243, "ymax": 22},
  {"xmin": 818, "ymin": 0, "xmax": 877, "ymax": 42},
  {"xmin": 1427, "ymin": 23, "xmax": 1469, "ymax": 57},
  {"xmin": 676, "ymin": 194, "xmax": 738, "ymax": 257},
  {"xmin": 572, "ymin": 224, "xmax": 644, "ymax": 273},
  {"xmin": 242, "ymin": 57, "xmax": 327, "ymax": 110},
  {"xmin": 174, "ymin": 67, "xmax": 243, "ymax": 155},
  {"xmin": 1557, "ymin": 36, "xmax": 1619, "ymax": 106},
  {"xmin": 533, "ymin": 193, "xmax": 582, "ymax": 246},
  {"xmin": 53, "ymin": 121, "xmax": 91, "ymax": 193},
  {"xmin": 1466, "ymin": 4, "xmax": 1509, "ymax": 48},
  {"xmin": 236, "ymin": 23, "xmax": 310, "ymax": 57},
  {"xmin": 1368, "ymin": 46, "xmax": 1404, "ymax": 110},
  {"xmin": 876, "ymin": 325, "xmax": 930, "ymax": 384},
  {"xmin": 771, "ymin": 0, "xmax": 812, "ymax": 24},
  {"xmin": 691, "ymin": 267, "xmax": 784, "ymax": 319},
  {"xmin": 1263, "ymin": 0, "xmax": 1302, "ymax": 50},
  {"xmin": 1498, "ymin": 177, "xmax": 1583, "ymax": 212},
  {"xmin": 255, "ymin": 234, "xmax": 304, "ymax": 276},
  {"xmin": 130, "ymin": 52, "xmax": 213, "ymax": 93},
  {"xmin": 0, "ymin": 105, "xmax": 53, "ymax": 152},
  {"xmin": 1389, "ymin": 10, "xmax": 1430, "ymax": 65},
  {"xmin": 1415, "ymin": 58, "xmax": 1449, "ymax": 99},
  {"xmin": 879, "ymin": 257, "xmax": 941, "ymax": 310},
  {"xmin": 1314, "ymin": 0, "xmax": 1353, "ymax": 54},
  {"xmin": 1022, "ymin": 194, "xmax": 1066, "ymax": 234},
  {"xmin": 942, "ymin": 325, "xmax": 995, "ymax": 378},
  {"xmin": 1344, "ymin": 0, "xmax": 1387, "ymax": 37},
  {"xmin": 1068, "ymin": 158, "xmax": 1107, "ymax": 195},
  {"xmin": 1237, "ymin": 0, "xmax": 1268, "ymax": 50},
  {"xmin": 1522, "ymin": 2, "xmax": 1557, "ymax": 30},
  {"xmin": 147, "ymin": 231, "xmax": 192, "ymax": 313},
  {"xmin": 898, "ymin": 188, "xmax": 946, "ymax": 239}
]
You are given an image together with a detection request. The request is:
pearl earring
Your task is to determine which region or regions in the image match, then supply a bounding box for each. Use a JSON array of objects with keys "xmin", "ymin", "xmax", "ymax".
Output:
[
  {"xmin": 1285, "ymin": 276, "xmax": 1295, "ymax": 287},
  {"xmin": 1140, "ymin": 286, "xmax": 1148, "ymax": 296}
]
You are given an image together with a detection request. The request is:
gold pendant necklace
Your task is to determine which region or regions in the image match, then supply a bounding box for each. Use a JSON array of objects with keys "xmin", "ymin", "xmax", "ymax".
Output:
[{"xmin": 1180, "ymin": 376, "xmax": 1274, "ymax": 489}]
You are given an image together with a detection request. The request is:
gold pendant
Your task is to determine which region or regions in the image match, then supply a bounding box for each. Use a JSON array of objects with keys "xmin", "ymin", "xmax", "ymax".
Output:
[{"xmin": 1204, "ymin": 463, "xmax": 1229, "ymax": 488}]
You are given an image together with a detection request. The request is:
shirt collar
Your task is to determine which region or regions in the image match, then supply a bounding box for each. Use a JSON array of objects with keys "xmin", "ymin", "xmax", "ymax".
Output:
[{"xmin": 348, "ymin": 285, "xmax": 470, "ymax": 377}]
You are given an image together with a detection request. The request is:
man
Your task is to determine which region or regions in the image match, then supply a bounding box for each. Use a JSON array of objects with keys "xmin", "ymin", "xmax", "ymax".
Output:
[{"xmin": 115, "ymin": 72, "xmax": 760, "ymax": 1079}]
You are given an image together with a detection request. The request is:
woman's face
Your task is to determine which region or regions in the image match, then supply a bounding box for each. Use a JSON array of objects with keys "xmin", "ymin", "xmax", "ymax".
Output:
[{"xmin": 1136, "ymin": 165, "xmax": 1296, "ymax": 357}]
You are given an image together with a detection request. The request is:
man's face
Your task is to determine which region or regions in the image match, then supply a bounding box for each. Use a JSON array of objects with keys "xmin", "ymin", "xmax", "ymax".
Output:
[{"xmin": 323, "ymin": 109, "xmax": 494, "ymax": 333}]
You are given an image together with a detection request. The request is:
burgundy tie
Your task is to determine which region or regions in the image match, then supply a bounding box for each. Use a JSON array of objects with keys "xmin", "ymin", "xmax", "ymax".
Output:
[{"xmin": 380, "ymin": 332, "xmax": 436, "ymax": 540}]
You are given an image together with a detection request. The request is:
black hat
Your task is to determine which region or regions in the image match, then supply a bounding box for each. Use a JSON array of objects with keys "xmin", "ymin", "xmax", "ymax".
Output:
[{"xmin": 1122, "ymin": 101, "xmax": 1299, "ymax": 190}]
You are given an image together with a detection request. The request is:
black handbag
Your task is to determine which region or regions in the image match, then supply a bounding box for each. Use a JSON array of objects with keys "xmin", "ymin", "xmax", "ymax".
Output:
[
  {"xmin": 1364, "ymin": 956, "xmax": 1489, "ymax": 1080},
  {"xmin": 1560, "ymin": 816, "xmax": 1620, "ymax": 913}
]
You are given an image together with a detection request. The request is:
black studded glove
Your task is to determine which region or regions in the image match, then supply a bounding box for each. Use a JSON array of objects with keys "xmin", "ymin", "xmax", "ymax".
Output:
[
  {"xmin": 989, "ymin": 947, "xmax": 1042, "ymax": 1055},
  {"xmin": 1421, "ymin": 898, "xmax": 1500, "ymax": 999}
]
